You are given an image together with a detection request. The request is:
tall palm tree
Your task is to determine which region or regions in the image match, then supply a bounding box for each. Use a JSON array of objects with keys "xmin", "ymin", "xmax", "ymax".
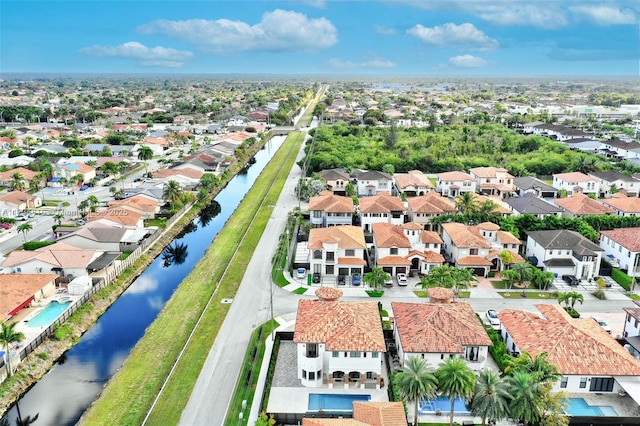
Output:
[
  {"xmin": 455, "ymin": 192, "xmax": 477, "ymax": 214},
  {"xmin": 508, "ymin": 371, "xmax": 541, "ymax": 426},
  {"xmin": 17, "ymin": 222, "xmax": 32, "ymax": 243},
  {"xmin": 393, "ymin": 356, "xmax": 438, "ymax": 426},
  {"xmin": 363, "ymin": 266, "xmax": 390, "ymax": 291},
  {"xmin": 53, "ymin": 214, "xmax": 63, "ymax": 226},
  {"xmin": 0, "ymin": 322, "xmax": 25, "ymax": 377},
  {"xmin": 508, "ymin": 352, "xmax": 560, "ymax": 385},
  {"xmin": 137, "ymin": 145, "xmax": 153, "ymax": 175},
  {"xmin": 510, "ymin": 261, "xmax": 535, "ymax": 297},
  {"xmin": 11, "ymin": 172, "xmax": 26, "ymax": 191},
  {"xmin": 530, "ymin": 269, "xmax": 555, "ymax": 291},
  {"xmin": 558, "ymin": 291, "xmax": 584, "ymax": 313},
  {"xmin": 163, "ymin": 180, "xmax": 183, "ymax": 210},
  {"xmin": 470, "ymin": 369, "xmax": 510, "ymax": 426},
  {"xmin": 436, "ymin": 357, "xmax": 476, "ymax": 426},
  {"xmin": 87, "ymin": 195, "xmax": 99, "ymax": 212}
]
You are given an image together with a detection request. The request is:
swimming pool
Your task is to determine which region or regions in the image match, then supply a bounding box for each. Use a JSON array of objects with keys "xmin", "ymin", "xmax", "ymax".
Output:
[
  {"xmin": 27, "ymin": 301, "xmax": 71, "ymax": 328},
  {"xmin": 419, "ymin": 396, "xmax": 470, "ymax": 414},
  {"xmin": 566, "ymin": 398, "xmax": 618, "ymax": 416},
  {"xmin": 308, "ymin": 394, "xmax": 370, "ymax": 413}
]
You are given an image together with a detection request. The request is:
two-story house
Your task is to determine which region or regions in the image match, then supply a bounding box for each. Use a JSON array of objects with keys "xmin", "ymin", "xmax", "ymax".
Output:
[
  {"xmin": 552, "ymin": 172, "xmax": 599, "ymax": 196},
  {"xmin": 320, "ymin": 168, "xmax": 352, "ymax": 196},
  {"xmin": 503, "ymin": 194, "xmax": 564, "ymax": 219},
  {"xmin": 499, "ymin": 304, "xmax": 640, "ymax": 394},
  {"xmin": 469, "ymin": 167, "xmax": 515, "ymax": 199},
  {"xmin": 54, "ymin": 161, "xmax": 96, "ymax": 184},
  {"xmin": 352, "ymin": 170, "xmax": 393, "ymax": 197},
  {"xmin": 589, "ymin": 170, "xmax": 640, "ymax": 198},
  {"xmin": 392, "ymin": 301, "xmax": 492, "ymax": 371},
  {"xmin": 308, "ymin": 225, "xmax": 367, "ymax": 283},
  {"xmin": 406, "ymin": 192, "xmax": 456, "ymax": 231},
  {"xmin": 359, "ymin": 192, "xmax": 406, "ymax": 232},
  {"xmin": 554, "ymin": 193, "xmax": 615, "ymax": 218},
  {"xmin": 394, "ymin": 170, "xmax": 435, "ymax": 197},
  {"xmin": 435, "ymin": 171, "xmax": 476, "ymax": 197},
  {"xmin": 294, "ymin": 287, "xmax": 386, "ymax": 388},
  {"xmin": 308, "ymin": 191, "xmax": 354, "ymax": 228},
  {"xmin": 526, "ymin": 230, "xmax": 603, "ymax": 281},
  {"xmin": 601, "ymin": 195, "xmax": 640, "ymax": 217},
  {"xmin": 600, "ymin": 228, "xmax": 640, "ymax": 279}
]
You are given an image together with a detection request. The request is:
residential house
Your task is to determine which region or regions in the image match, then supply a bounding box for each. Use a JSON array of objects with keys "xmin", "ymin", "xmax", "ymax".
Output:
[
  {"xmin": 359, "ymin": 193, "xmax": 405, "ymax": 232},
  {"xmin": 294, "ymin": 287, "xmax": 386, "ymax": 388},
  {"xmin": 1, "ymin": 241, "xmax": 101, "ymax": 278},
  {"xmin": 406, "ymin": 192, "xmax": 456, "ymax": 231},
  {"xmin": 513, "ymin": 176, "xmax": 558, "ymax": 198},
  {"xmin": 589, "ymin": 170, "xmax": 640, "ymax": 198},
  {"xmin": 308, "ymin": 225, "xmax": 366, "ymax": 282},
  {"xmin": 302, "ymin": 401, "xmax": 407, "ymax": 426},
  {"xmin": 152, "ymin": 167, "xmax": 203, "ymax": 187},
  {"xmin": 441, "ymin": 222, "xmax": 521, "ymax": 276},
  {"xmin": 108, "ymin": 194, "xmax": 160, "ymax": 219},
  {"xmin": 526, "ymin": 230, "xmax": 603, "ymax": 281},
  {"xmin": 392, "ymin": 302, "xmax": 492, "ymax": 371},
  {"xmin": 0, "ymin": 191, "xmax": 42, "ymax": 210},
  {"xmin": 309, "ymin": 191, "xmax": 354, "ymax": 228},
  {"xmin": 554, "ymin": 193, "xmax": 615, "ymax": 218},
  {"xmin": 623, "ymin": 301, "xmax": 640, "ymax": 341},
  {"xmin": 54, "ymin": 162, "xmax": 96, "ymax": 184},
  {"xmin": 552, "ymin": 172, "xmax": 599, "ymax": 196},
  {"xmin": 352, "ymin": 170, "xmax": 393, "ymax": 197},
  {"xmin": 57, "ymin": 219, "xmax": 151, "ymax": 252},
  {"xmin": 87, "ymin": 208, "xmax": 144, "ymax": 228},
  {"xmin": 0, "ymin": 167, "xmax": 38, "ymax": 188},
  {"xmin": 600, "ymin": 228, "xmax": 640, "ymax": 279},
  {"xmin": 435, "ymin": 171, "xmax": 476, "ymax": 197},
  {"xmin": 469, "ymin": 167, "xmax": 515, "ymax": 199},
  {"xmin": 319, "ymin": 168, "xmax": 352, "ymax": 196},
  {"xmin": 0, "ymin": 274, "xmax": 58, "ymax": 322},
  {"xmin": 601, "ymin": 195, "xmax": 640, "ymax": 217},
  {"xmin": 394, "ymin": 170, "xmax": 435, "ymax": 197},
  {"xmin": 498, "ymin": 304, "xmax": 640, "ymax": 394},
  {"xmin": 503, "ymin": 194, "xmax": 564, "ymax": 219},
  {"xmin": 600, "ymin": 139, "xmax": 640, "ymax": 161}
]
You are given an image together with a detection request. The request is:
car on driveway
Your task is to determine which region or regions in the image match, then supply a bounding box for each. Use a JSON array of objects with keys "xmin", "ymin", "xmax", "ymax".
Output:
[
  {"xmin": 312, "ymin": 272, "xmax": 321, "ymax": 284},
  {"xmin": 562, "ymin": 274, "xmax": 579, "ymax": 286},
  {"xmin": 15, "ymin": 214, "xmax": 26, "ymax": 221},
  {"xmin": 352, "ymin": 274, "xmax": 361, "ymax": 286},
  {"xmin": 79, "ymin": 184, "xmax": 89, "ymax": 191},
  {"xmin": 486, "ymin": 309, "xmax": 501, "ymax": 330},
  {"xmin": 592, "ymin": 316, "xmax": 612, "ymax": 334},
  {"xmin": 397, "ymin": 273, "xmax": 408, "ymax": 286},
  {"xmin": 337, "ymin": 275, "xmax": 346, "ymax": 285},
  {"xmin": 384, "ymin": 275, "xmax": 393, "ymax": 287},
  {"xmin": 295, "ymin": 268, "xmax": 306, "ymax": 279}
]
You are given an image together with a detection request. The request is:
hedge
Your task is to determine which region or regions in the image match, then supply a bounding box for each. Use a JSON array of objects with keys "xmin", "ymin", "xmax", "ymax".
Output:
[{"xmin": 612, "ymin": 268, "xmax": 632, "ymax": 291}]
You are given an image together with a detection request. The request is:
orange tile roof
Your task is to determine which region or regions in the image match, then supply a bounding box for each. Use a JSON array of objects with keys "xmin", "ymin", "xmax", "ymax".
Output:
[
  {"xmin": 73, "ymin": 162, "xmax": 95, "ymax": 173},
  {"xmin": 477, "ymin": 221, "xmax": 500, "ymax": 231},
  {"xmin": 470, "ymin": 166, "xmax": 513, "ymax": 179},
  {"xmin": 427, "ymin": 287, "xmax": 454, "ymax": 300},
  {"xmin": 421, "ymin": 251, "xmax": 446, "ymax": 263},
  {"xmin": 377, "ymin": 256, "xmax": 412, "ymax": 266},
  {"xmin": 555, "ymin": 194, "xmax": 615, "ymax": 215},
  {"xmin": 372, "ymin": 223, "xmax": 411, "ymax": 249},
  {"xmin": 0, "ymin": 167, "xmax": 37, "ymax": 181},
  {"xmin": 359, "ymin": 192, "xmax": 405, "ymax": 213},
  {"xmin": 2, "ymin": 242, "xmax": 97, "ymax": 269},
  {"xmin": 600, "ymin": 228, "xmax": 640, "ymax": 252},
  {"xmin": 0, "ymin": 274, "xmax": 58, "ymax": 322},
  {"xmin": 498, "ymin": 304, "xmax": 640, "ymax": 376},
  {"xmin": 469, "ymin": 193, "xmax": 512, "ymax": 214},
  {"xmin": 497, "ymin": 231, "xmax": 521, "ymax": 245},
  {"xmin": 309, "ymin": 226, "xmax": 366, "ymax": 250},
  {"xmin": 0, "ymin": 190, "xmax": 39, "ymax": 205},
  {"xmin": 394, "ymin": 170, "xmax": 434, "ymax": 191},
  {"xmin": 421, "ymin": 230, "xmax": 443, "ymax": 245},
  {"xmin": 392, "ymin": 302, "xmax": 492, "ymax": 353},
  {"xmin": 554, "ymin": 172, "xmax": 594, "ymax": 182},
  {"xmin": 437, "ymin": 171, "xmax": 474, "ymax": 181},
  {"xmin": 303, "ymin": 420, "xmax": 366, "ymax": 426},
  {"xmin": 442, "ymin": 223, "xmax": 491, "ymax": 249},
  {"xmin": 109, "ymin": 194, "xmax": 159, "ymax": 213},
  {"xmin": 456, "ymin": 256, "xmax": 494, "ymax": 266},
  {"xmin": 402, "ymin": 221, "xmax": 423, "ymax": 231},
  {"xmin": 294, "ymin": 297, "xmax": 386, "ymax": 352},
  {"xmin": 407, "ymin": 193, "xmax": 456, "ymax": 214},
  {"xmin": 309, "ymin": 191, "xmax": 354, "ymax": 213},
  {"xmin": 353, "ymin": 401, "xmax": 408, "ymax": 426},
  {"xmin": 152, "ymin": 168, "xmax": 204, "ymax": 180},
  {"xmin": 87, "ymin": 208, "xmax": 142, "ymax": 227},
  {"xmin": 338, "ymin": 257, "xmax": 367, "ymax": 265},
  {"xmin": 602, "ymin": 196, "xmax": 640, "ymax": 213}
]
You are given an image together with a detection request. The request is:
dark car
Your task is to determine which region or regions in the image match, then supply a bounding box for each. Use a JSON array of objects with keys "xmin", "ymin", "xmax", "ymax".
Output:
[
  {"xmin": 312, "ymin": 272, "xmax": 321, "ymax": 284},
  {"xmin": 337, "ymin": 275, "xmax": 346, "ymax": 285},
  {"xmin": 562, "ymin": 274, "xmax": 579, "ymax": 286}
]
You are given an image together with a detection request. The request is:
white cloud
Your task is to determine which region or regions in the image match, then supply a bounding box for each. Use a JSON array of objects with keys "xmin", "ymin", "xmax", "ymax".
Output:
[
  {"xmin": 570, "ymin": 5, "xmax": 637, "ymax": 26},
  {"xmin": 79, "ymin": 41, "xmax": 194, "ymax": 67},
  {"xmin": 300, "ymin": 0, "xmax": 327, "ymax": 8},
  {"xmin": 328, "ymin": 57, "xmax": 396, "ymax": 69},
  {"xmin": 406, "ymin": 22, "xmax": 499, "ymax": 51},
  {"xmin": 138, "ymin": 9, "xmax": 338, "ymax": 54},
  {"xmin": 375, "ymin": 25, "xmax": 396, "ymax": 35},
  {"xmin": 448, "ymin": 54, "xmax": 492, "ymax": 68}
]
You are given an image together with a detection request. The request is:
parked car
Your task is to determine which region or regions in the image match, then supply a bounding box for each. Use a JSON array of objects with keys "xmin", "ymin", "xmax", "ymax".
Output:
[
  {"xmin": 15, "ymin": 214, "xmax": 26, "ymax": 221},
  {"xmin": 26, "ymin": 212, "xmax": 35, "ymax": 218},
  {"xmin": 0, "ymin": 223, "xmax": 12, "ymax": 229},
  {"xmin": 337, "ymin": 275, "xmax": 346, "ymax": 285},
  {"xmin": 562, "ymin": 274, "xmax": 579, "ymax": 286},
  {"xmin": 592, "ymin": 316, "xmax": 612, "ymax": 334},
  {"xmin": 75, "ymin": 219, "xmax": 86, "ymax": 225},
  {"xmin": 79, "ymin": 184, "xmax": 89, "ymax": 191},
  {"xmin": 312, "ymin": 272, "xmax": 321, "ymax": 284},
  {"xmin": 295, "ymin": 268, "xmax": 306, "ymax": 279},
  {"xmin": 352, "ymin": 274, "xmax": 361, "ymax": 286},
  {"xmin": 397, "ymin": 273, "xmax": 408, "ymax": 286},
  {"xmin": 486, "ymin": 310, "xmax": 501, "ymax": 330},
  {"xmin": 384, "ymin": 275, "xmax": 393, "ymax": 287}
]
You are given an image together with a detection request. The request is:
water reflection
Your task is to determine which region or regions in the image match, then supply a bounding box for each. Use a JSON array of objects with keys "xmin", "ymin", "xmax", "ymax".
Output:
[
  {"xmin": 162, "ymin": 242, "xmax": 189, "ymax": 268},
  {"xmin": 175, "ymin": 221, "xmax": 197, "ymax": 239},
  {"xmin": 1, "ymin": 402, "xmax": 39, "ymax": 426},
  {"xmin": 198, "ymin": 200, "xmax": 221, "ymax": 228}
]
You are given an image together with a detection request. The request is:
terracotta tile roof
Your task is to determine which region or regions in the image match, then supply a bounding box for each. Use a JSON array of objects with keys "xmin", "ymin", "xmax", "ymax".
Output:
[
  {"xmin": 554, "ymin": 172, "xmax": 594, "ymax": 182},
  {"xmin": 338, "ymin": 257, "xmax": 367, "ymax": 265},
  {"xmin": 427, "ymin": 287, "xmax": 454, "ymax": 300},
  {"xmin": 152, "ymin": 167, "xmax": 204, "ymax": 180},
  {"xmin": 496, "ymin": 231, "xmax": 521, "ymax": 245},
  {"xmin": 87, "ymin": 208, "xmax": 142, "ymax": 227},
  {"xmin": 402, "ymin": 221, "xmax": 423, "ymax": 231},
  {"xmin": 442, "ymin": 223, "xmax": 491, "ymax": 249},
  {"xmin": 437, "ymin": 171, "xmax": 474, "ymax": 181},
  {"xmin": 303, "ymin": 420, "xmax": 366, "ymax": 426},
  {"xmin": 359, "ymin": 193, "xmax": 405, "ymax": 213},
  {"xmin": 421, "ymin": 251, "xmax": 445, "ymax": 263},
  {"xmin": 309, "ymin": 191, "xmax": 354, "ymax": 213},
  {"xmin": 294, "ymin": 297, "xmax": 386, "ymax": 352},
  {"xmin": 0, "ymin": 167, "xmax": 37, "ymax": 181},
  {"xmin": 602, "ymin": 196, "xmax": 640, "ymax": 213},
  {"xmin": 316, "ymin": 286, "xmax": 343, "ymax": 300},
  {"xmin": 377, "ymin": 256, "xmax": 412, "ymax": 266},
  {"xmin": 309, "ymin": 226, "xmax": 366, "ymax": 250},
  {"xmin": 2, "ymin": 241, "xmax": 97, "ymax": 269},
  {"xmin": 392, "ymin": 302, "xmax": 492, "ymax": 353},
  {"xmin": 0, "ymin": 190, "xmax": 39, "ymax": 205},
  {"xmin": 555, "ymin": 194, "xmax": 615, "ymax": 215},
  {"xmin": 109, "ymin": 194, "xmax": 159, "ymax": 213},
  {"xmin": 498, "ymin": 304, "xmax": 640, "ymax": 376},
  {"xmin": 372, "ymin": 223, "xmax": 411, "ymax": 249},
  {"xmin": 407, "ymin": 193, "xmax": 456, "ymax": 214},
  {"xmin": 421, "ymin": 230, "xmax": 443, "ymax": 244},
  {"xmin": 470, "ymin": 166, "xmax": 513, "ymax": 179},
  {"xmin": 353, "ymin": 401, "xmax": 408, "ymax": 426},
  {"xmin": 600, "ymin": 228, "xmax": 640, "ymax": 252},
  {"xmin": 477, "ymin": 222, "xmax": 500, "ymax": 231},
  {"xmin": 456, "ymin": 256, "xmax": 494, "ymax": 266},
  {"xmin": 0, "ymin": 274, "xmax": 58, "ymax": 321},
  {"xmin": 73, "ymin": 162, "xmax": 95, "ymax": 173},
  {"xmin": 394, "ymin": 170, "xmax": 434, "ymax": 191}
]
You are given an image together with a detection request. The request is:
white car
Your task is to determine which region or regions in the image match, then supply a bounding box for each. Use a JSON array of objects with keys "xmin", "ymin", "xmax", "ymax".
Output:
[
  {"xmin": 295, "ymin": 268, "xmax": 306, "ymax": 279},
  {"xmin": 396, "ymin": 273, "xmax": 408, "ymax": 286},
  {"xmin": 592, "ymin": 316, "xmax": 612, "ymax": 334},
  {"xmin": 486, "ymin": 310, "xmax": 501, "ymax": 330}
]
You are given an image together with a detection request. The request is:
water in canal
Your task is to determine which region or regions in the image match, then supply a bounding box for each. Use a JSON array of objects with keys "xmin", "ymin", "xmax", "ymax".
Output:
[{"xmin": 1, "ymin": 136, "xmax": 285, "ymax": 426}]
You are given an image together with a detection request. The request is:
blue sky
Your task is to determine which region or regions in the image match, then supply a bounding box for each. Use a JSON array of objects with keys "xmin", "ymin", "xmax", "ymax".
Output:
[{"xmin": 1, "ymin": 0, "xmax": 638, "ymax": 75}]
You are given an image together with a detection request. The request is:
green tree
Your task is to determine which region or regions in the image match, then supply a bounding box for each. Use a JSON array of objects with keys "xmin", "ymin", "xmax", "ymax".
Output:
[
  {"xmin": 454, "ymin": 192, "xmax": 477, "ymax": 214},
  {"xmin": 417, "ymin": 264, "xmax": 474, "ymax": 297},
  {"xmin": 254, "ymin": 411, "xmax": 276, "ymax": 426},
  {"xmin": 470, "ymin": 369, "xmax": 510, "ymax": 426},
  {"xmin": 508, "ymin": 371, "xmax": 541, "ymax": 426},
  {"xmin": 87, "ymin": 195, "xmax": 99, "ymax": 212},
  {"xmin": 393, "ymin": 356, "xmax": 438, "ymax": 426},
  {"xmin": 137, "ymin": 145, "xmax": 153, "ymax": 174},
  {"xmin": 163, "ymin": 180, "xmax": 183, "ymax": 210},
  {"xmin": 0, "ymin": 322, "xmax": 25, "ymax": 377},
  {"xmin": 78, "ymin": 199, "xmax": 90, "ymax": 218},
  {"xmin": 436, "ymin": 357, "xmax": 476, "ymax": 426},
  {"xmin": 530, "ymin": 268, "xmax": 555, "ymax": 291},
  {"xmin": 507, "ymin": 352, "xmax": 560, "ymax": 385},
  {"xmin": 53, "ymin": 214, "xmax": 63, "ymax": 226},
  {"xmin": 558, "ymin": 291, "xmax": 584, "ymax": 312},
  {"xmin": 17, "ymin": 222, "xmax": 32, "ymax": 243},
  {"xmin": 498, "ymin": 250, "xmax": 515, "ymax": 270},
  {"xmin": 510, "ymin": 261, "xmax": 535, "ymax": 297},
  {"xmin": 11, "ymin": 172, "xmax": 26, "ymax": 191},
  {"xmin": 101, "ymin": 161, "xmax": 119, "ymax": 177},
  {"xmin": 363, "ymin": 267, "xmax": 390, "ymax": 291}
]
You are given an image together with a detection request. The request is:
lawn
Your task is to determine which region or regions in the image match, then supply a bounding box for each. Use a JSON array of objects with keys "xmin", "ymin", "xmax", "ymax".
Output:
[
  {"xmin": 630, "ymin": 293, "xmax": 640, "ymax": 300},
  {"xmin": 80, "ymin": 132, "xmax": 305, "ymax": 426},
  {"xmin": 414, "ymin": 290, "xmax": 470, "ymax": 298},
  {"xmin": 498, "ymin": 291, "xmax": 559, "ymax": 299},
  {"xmin": 293, "ymin": 287, "xmax": 308, "ymax": 294}
]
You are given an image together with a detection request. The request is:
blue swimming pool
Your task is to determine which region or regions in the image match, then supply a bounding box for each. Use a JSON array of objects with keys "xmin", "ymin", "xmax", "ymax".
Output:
[
  {"xmin": 308, "ymin": 394, "xmax": 370, "ymax": 413},
  {"xmin": 566, "ymin": 398, "xmax": 617, "ymax": 416},
  {"xmin": 27, "ymin": 301, "xmax": 71, "ymax": 328},
  {"xmin": 420, "ymin": 396, "xmax": 470, "ymax": 414}
]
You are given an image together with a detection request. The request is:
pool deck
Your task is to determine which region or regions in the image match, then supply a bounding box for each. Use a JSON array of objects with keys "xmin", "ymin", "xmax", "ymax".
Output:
[{"xmin": 567, "ymin": 392, "xmax": 640, "ymax": 417}]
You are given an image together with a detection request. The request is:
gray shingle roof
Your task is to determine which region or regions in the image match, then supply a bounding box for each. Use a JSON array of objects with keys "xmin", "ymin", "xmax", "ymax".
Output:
[
  {"xmin": 527, "ymin": 230, "xmax": 603, "ymax": 256},
  {"xmin": 503, "ymin": 195, "xmax": 563, "ymax": 215}
]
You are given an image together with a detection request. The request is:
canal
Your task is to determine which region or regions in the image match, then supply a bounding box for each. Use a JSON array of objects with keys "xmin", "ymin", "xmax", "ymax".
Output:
[{"xmin": 1, "ymin": 136, "xmax": 286, "ymax": 426}]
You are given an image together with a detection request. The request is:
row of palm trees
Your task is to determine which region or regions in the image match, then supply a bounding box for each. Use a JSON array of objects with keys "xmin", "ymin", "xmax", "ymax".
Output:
[{"xmin": 394, "ymin": 352, "xmax": 566, "ymax": 426}]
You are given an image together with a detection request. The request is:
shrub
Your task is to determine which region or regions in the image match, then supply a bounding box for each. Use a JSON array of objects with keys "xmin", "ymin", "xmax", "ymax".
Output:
[
  {"xmin": 568, "ymin": 308, "xmax": 581, "ymax": 318},
  {"xmin": 592, "ymin": 289, "xmax": 606, "ymax": 300},
  {"xmin": 487, "ymin": 271, "xmax": 495, "ymax": 278},
  {"xmin": 612, "ymin": 268, "xmax": 632, "ymax": 291},
  {"xmin": 23, "ymin": 241, "xmax": 54, "ymax": 250},
  {"xmin": 36, "ymin": 352, "xmax": 48, "ymax": 360}
]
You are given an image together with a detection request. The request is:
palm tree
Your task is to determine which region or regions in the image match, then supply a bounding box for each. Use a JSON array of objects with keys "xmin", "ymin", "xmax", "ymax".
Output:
[
  {"xmin": 11, "ymin": 172, "xmax": 26, "ymax": 191},
  {"xmin": 363, "ymin": 267, "xmax": 390, "ymax": 291},
  {"xmin": 393, "ymin": 356, "xmax": 438, "ymax": 426},
  {"xmin": 508, "ymin": 371, "xmax": 541, "ymax": 426},
  {"xmin": 53, "ymin": 214, "xmax": 63, "ymax": 226},
  {"xmin": 163, "ymin": 180, "xmax": 183, "ymax": 210},
  {"xmin": 510, "ymin": 261, "xmax": 535, "ymax": 297},
  {"xmin": 137, "ymin": 145, "xmax": 153, "ymax": 174},
  {"xmin": 87, "ymin": 195, "xmax": 99, "ymax": 212},
  {"xmin": 530, "ymin": 269, "xmax": 555, "ymax": 291},
  {"xmin": 17, "ymin": 222, "xmax": 32, "ymax": 243},
  {"xmin": 436, "ymin": 357, "xmax": 476, "ymax": 426},
  {"xmin": 508, "ymin": 352, "xmax": 560, "ymax": 385},
  {"xmin": 455, "ymin": 192, "xmax": 477, "ymax": 214},
  {"xmin": 470, "ymin": 369, "xmax": 510, "ymax": 426},
  {"xmin": 0, "ymin": 322, "xmax": 25, "ymax": 377},
  {"xmin": 498, "ymin": 250, "xmax": 515, "ymax": 271},
  {"xmin": 558, "ymin": 291, "xmax": 584, "ymax": 313},
  {"xmin": 162, "ymin": 241, "xmax": 189, "ymax": 267}
]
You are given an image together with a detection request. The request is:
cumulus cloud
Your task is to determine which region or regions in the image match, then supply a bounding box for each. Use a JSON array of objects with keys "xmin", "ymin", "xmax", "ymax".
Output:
[
  {"xmin": 328, "ymin": 57, "xmax": 396, "ymax": 69},
  {"xmin": 406, "ymin": 23, "xmax": 499, "ymax": 51},
  {"xmin": 137, "ymin": 9, "xmax": 338, "ymax": 54},
  {"xmin": 448, "ymin": 54, "xmax": 492, "ymax": 68},
  {"xmin": 570, "ymin": 5, "xmax": 637, "ymax": 26},
  {"xmin": 79, "ymin": 41, "xmax": 194, "ymax": 67},
  {"xmin": 375, "ymin": 25, "xmax": 396, "ymax": 35}
]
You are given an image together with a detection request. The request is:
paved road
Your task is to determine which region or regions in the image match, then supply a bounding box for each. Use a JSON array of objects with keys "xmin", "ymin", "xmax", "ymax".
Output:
[{"xmin": 0, "ymin": 215, "xmax": 55, "ymax": 258}]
